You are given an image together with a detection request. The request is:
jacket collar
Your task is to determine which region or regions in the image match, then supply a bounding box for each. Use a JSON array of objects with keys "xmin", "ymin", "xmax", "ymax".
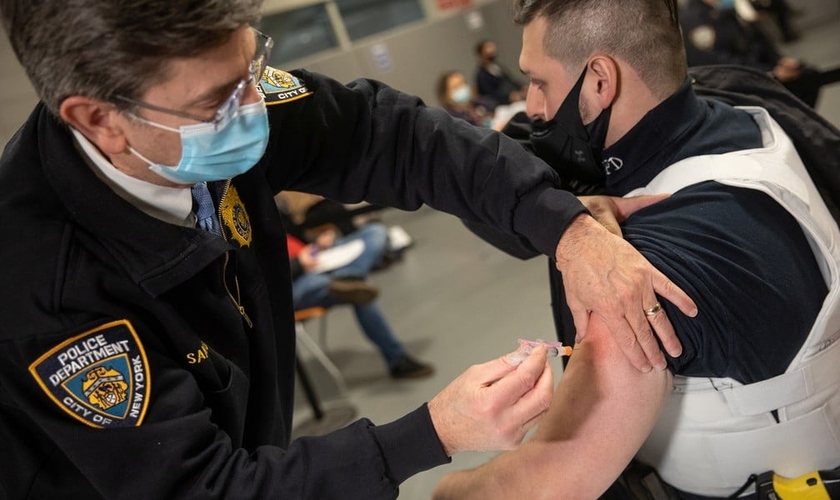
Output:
[{"xmin": 35, "ymin": 104, "xmax": 229, "ymax": 297}]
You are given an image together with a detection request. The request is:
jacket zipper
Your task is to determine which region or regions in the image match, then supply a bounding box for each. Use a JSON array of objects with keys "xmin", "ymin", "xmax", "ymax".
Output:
[
  {"xmin": 222, "ymin": 252, "xmax": 253, "ymax": 328},
  {"xmin": 218, "ymin": 180, "xmax": 253, "ymax": 328}
]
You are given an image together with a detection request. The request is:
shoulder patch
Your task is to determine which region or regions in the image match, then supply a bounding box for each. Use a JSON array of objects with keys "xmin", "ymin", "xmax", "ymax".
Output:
[
  {"xmin": 257, "ymin": 66, "xmax": 313, "ymax": 105},
  {"xmin": 29, "ymin": 320, "xmax": 151, "ymax": 429},
  {"xmin": 689, "ymin": 25, "xmax": 716, "ymax": 51}
]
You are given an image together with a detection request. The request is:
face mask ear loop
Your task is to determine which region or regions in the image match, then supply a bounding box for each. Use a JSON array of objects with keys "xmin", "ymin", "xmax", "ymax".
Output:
[
  {"xmin": 124, "ymin": 112, "xmax": 182, "ymax": 171},
  {"xmin": 127, "ymin": 146, "xmax": 157, "ymax": 167},
  {"xmin": 543, "ymin": 66, "xmax": 590, "ymax": 139}
]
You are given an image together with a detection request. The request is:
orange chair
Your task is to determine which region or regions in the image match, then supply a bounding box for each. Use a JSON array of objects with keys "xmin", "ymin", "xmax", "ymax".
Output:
[{"xmin": 294, "ymin": 306, "xmax": 331, "ymax": 348}]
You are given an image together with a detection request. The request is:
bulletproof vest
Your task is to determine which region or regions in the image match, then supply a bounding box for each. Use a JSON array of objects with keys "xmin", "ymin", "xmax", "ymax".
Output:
[{"xmin": 626, "ymin": 107, "xmax": 840, "ymax": 496}]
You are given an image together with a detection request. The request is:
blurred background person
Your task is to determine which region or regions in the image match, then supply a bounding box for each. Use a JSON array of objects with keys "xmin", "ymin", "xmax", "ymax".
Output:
[
  {"xmin": 679, "ymin": 0, "xmax": 840, "ymax": 107},
  {"xmin": 436, "ymin": 70, "xmax": 494, "ymax": 128},
  {"xmin": 751, "ymin": 0, "xmax": 802, "ymax": 41},
  {"xmin": 474, "ymin": 39, "xmax": 527, "ymax": 109},
  {"xmin": 280, "ymin": 197, "xmax": 435, "ymax": 380}
]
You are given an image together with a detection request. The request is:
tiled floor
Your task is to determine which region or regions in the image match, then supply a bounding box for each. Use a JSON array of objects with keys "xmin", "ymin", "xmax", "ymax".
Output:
[{"xmin": 292, "ymin": 11, "xmax": 840, "ymax": 500}]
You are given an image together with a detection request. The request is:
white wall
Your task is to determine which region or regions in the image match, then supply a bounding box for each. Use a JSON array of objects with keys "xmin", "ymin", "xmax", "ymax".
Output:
[{"xmin": 0, "ymin": 33, "xmax": 39, "ymax": 145}]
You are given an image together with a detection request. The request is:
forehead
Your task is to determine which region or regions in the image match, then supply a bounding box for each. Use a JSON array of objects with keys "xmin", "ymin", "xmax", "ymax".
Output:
[
  {"xmin": 141, "ymin": 27, "xmax": 254, "ymax": 104},
  {"xmin": 520, "ymin": 17, "xmax": 569, "ymax": 78},
  {"xmin": 447, "ymin": 73, "xmax": 466, "ymax": 86}
]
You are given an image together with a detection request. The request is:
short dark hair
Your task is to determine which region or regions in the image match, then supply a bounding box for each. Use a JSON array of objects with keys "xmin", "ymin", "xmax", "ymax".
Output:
[
  {"xmin": 0, "ymin": 0, "xmax": 263, "ymax": 119},
  {"xmin": 512, "ymin": 0, "xmax": 686, "ymax": 98},
  {"xmin": 475, "ymin": 40, "xmax": 492, "ymax": 57}
]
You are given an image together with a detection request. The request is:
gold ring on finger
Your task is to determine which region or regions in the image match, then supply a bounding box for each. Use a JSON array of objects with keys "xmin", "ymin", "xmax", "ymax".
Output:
[{"xmin": 644, "ymin": 302, "xmax": 662, "ymax": 316}]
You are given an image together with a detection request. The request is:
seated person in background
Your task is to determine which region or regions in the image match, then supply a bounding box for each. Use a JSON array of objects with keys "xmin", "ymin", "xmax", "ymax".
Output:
[
  {"xmin": 282, "ymin": 200, "xmax": 434, "ymax": 380},
  {"xmin": 474, "ymin": 39, "xmax": 527, "ymax": 109},
  {"xmin": 680, "ymin": 0, "xmax": 840, "ymax": 108},
  {"xmin": 434, "ymin": 0, "xmax": 840, "ymax": 498},
  {"xmin": 436, "ymin": 70, "xmax": 494, "ymax": 129},
  {"xmin": 280, "ymin": 190, "xmax": 412, "ymax": 268}
]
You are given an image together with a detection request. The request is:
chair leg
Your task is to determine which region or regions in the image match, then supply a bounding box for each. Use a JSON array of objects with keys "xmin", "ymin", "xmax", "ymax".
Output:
[
  {"xmin": 295, "ymin": 354, "xmax": 324, "ymax": 420},
  {"xmin": 295, "ymin": 322, "xmax": 350, "ymax": 397},
  {"xmin": 318, "ymin": 314, "xmax": 328, "ymax": 350},
  {"xmin": 292, "ymin": 321, "xmax": 357, "ymax": 439}
]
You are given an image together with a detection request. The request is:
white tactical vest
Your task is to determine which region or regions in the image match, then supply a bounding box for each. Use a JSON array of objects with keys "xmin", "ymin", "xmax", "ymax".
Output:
[{"xmin": 625, "ymin": 107, "xmax": 840, "ymax": 497}]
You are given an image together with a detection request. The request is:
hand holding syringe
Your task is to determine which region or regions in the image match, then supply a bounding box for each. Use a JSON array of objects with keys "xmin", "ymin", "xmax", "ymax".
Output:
[{"xmin": 507, "ymin": 338, "xmax": 573, "ymax": 365}]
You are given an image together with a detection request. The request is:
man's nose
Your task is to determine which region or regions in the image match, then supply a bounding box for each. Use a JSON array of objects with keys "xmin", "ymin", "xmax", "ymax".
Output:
[{"xmin": 525, "ymin": 86, "xmax": 545, "ymax": 121}]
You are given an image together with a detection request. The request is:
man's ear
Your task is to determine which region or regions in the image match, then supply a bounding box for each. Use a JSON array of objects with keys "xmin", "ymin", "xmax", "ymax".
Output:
[
  {"xmin": 59, "ymin": 96, "xmax": 128, "ymax": 156},
  {"xmin": 586, "ymin": 55, "xmax": 619, "ymax": 110}
]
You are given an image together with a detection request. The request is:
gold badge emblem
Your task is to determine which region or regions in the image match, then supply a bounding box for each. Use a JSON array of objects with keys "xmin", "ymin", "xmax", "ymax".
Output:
[
  {"xmin": 220, "ymin": 184, "xmax": 252, "ymax": 247},
  {"xmin": 83, "ymin": 366, "xmax": 128, "ymax": 410}
]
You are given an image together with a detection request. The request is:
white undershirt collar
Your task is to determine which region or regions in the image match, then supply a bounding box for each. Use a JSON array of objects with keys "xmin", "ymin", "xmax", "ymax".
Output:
[{"xmin": 70, "ymin": 128, "xmax": 194, "ymax": 228}]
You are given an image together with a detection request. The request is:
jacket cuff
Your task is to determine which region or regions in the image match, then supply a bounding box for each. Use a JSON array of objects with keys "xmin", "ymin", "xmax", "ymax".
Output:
[
  {"xmin": 513, "ymin": 187, "xmax": 588, "ymax": 257},
  {"xmin": 372, "ymin": 403, "xmax": 450, "ymax": 485}
]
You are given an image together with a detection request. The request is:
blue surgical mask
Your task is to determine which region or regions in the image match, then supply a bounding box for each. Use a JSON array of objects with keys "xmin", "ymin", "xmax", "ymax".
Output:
[
  {"xmin": 451, "ymin": 85, "xmax": 472, "ymax": 105},
  {"xmin": 717, "ymin": 0, "xmax": 736, "ymax": 10},
  {"xmin": 130, "ymin": 100, "xmax": 269, "ymax": 184}
]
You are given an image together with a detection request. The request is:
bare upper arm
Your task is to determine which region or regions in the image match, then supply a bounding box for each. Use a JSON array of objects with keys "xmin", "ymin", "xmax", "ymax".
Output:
[
  {"xmin": 526, "ymin": 313, "xmax": 673, "ymax": 497},
  {"xmin": 433, "ymin": 315, "xmax": 674, "ymax": 500}
]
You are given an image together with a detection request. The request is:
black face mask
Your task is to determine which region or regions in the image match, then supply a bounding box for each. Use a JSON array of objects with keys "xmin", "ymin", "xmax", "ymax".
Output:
[{"xmin": 529, "ymin": 67, "xmax": 612, "ymax": 194}]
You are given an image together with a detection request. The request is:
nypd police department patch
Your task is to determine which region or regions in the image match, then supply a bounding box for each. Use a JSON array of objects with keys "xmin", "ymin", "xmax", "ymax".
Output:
[
  {"xmin": 29, "ymin": 320, "xmax": 151, "ymax": 429},
  {"xmin": 257, "ymin": 66, "xmax": 313, "ymax": 105}
]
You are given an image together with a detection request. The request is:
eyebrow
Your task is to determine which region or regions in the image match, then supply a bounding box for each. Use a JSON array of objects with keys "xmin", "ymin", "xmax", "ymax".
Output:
[
  {"xmin": 182, "ymin": 31, "xmax": 258, "ymax": 109},
  {"xmin": 183, "ymin": 78, "xmax": 242, "ymax": 108},
  {"xmin": 522, "ymin": 71, "xmax": 544, "ymax": 86}
]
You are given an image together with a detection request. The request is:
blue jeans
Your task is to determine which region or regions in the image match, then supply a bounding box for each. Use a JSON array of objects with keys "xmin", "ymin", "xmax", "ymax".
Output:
[{"xmin": 292, "ymin": 224, "xmax": 404, "ymax": 366}]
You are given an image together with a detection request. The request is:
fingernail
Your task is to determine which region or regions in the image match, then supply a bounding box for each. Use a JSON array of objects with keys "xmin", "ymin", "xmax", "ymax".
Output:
[
  {"xmin": 506, "ymin": 351, "xmax": 527, "ymax": 365},
  {"xmin": 655, "ymin": 362, "xmax": 667, "ymax": 371},
  {"xmin": 641, "ymin": 364, "xmax": 652, "ymax": 373},
  {"xmin": 506, "ymin": 344, "xmax": 531, "ymax": 365}
]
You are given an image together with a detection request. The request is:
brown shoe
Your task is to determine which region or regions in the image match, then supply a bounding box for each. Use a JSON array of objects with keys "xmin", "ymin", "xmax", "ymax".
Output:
[{"xmin": 328, "ymin": 278, "xmax": 379, "ymax": 305}]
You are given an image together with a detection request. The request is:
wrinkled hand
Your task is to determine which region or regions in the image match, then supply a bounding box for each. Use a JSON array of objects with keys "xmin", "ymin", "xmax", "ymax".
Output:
[
  {"xmin": 428, "ymin": 345, "xmax": 553, "ymax": 456},
  {"xmin": 578, "ymin": 194, "xmax": 670, "ymax": 237},
  {"xmin": 556, "ymin": 201, "xmax": 697, "ymax": 372}
]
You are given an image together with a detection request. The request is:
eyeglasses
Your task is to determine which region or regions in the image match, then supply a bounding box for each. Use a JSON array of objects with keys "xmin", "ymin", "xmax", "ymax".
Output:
[{"xmin": 116, "ymin": 27, "xmax": 273, "ymax": 130}]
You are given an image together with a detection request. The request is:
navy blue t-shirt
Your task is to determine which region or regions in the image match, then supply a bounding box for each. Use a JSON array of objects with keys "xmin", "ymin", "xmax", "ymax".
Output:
[
  {"xmin": 555, "ymin": 80, "xmax": 827, "ymax": 384},
  {"xmin": 623, "ymin": 184, "xmax": 825, "ymax": 383}
]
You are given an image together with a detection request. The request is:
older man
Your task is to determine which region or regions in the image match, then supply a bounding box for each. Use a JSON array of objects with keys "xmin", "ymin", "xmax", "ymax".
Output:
[{"xmin": 0, "ymin": 0, "xmax": 700, "ymax": 498}]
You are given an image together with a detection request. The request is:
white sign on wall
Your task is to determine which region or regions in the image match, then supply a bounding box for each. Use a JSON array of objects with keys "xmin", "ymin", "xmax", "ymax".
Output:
[{"xmin": 370, "ymin": 43, "xmax": 394, "ymax": 73}]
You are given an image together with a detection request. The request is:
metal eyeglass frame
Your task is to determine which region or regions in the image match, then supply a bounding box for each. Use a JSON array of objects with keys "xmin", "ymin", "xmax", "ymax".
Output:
[{"xmin": 115, "ymin": 27, "xmax": 273, "ymax": 130}]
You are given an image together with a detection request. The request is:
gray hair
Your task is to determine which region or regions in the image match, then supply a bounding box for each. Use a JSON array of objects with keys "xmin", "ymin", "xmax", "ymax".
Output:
[
  {"xmin": 512, "ymin": 0, "xmax": 687, "ymax": 99},
  {"xmin": 0, "ymin": 0, "xmax": 264, "ymax": 119}
]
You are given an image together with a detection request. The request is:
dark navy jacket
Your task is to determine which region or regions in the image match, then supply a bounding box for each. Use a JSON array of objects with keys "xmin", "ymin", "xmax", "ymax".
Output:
[{"xmin": 0, "ymin": 69, "xmax": 584, "ymax": 499}]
